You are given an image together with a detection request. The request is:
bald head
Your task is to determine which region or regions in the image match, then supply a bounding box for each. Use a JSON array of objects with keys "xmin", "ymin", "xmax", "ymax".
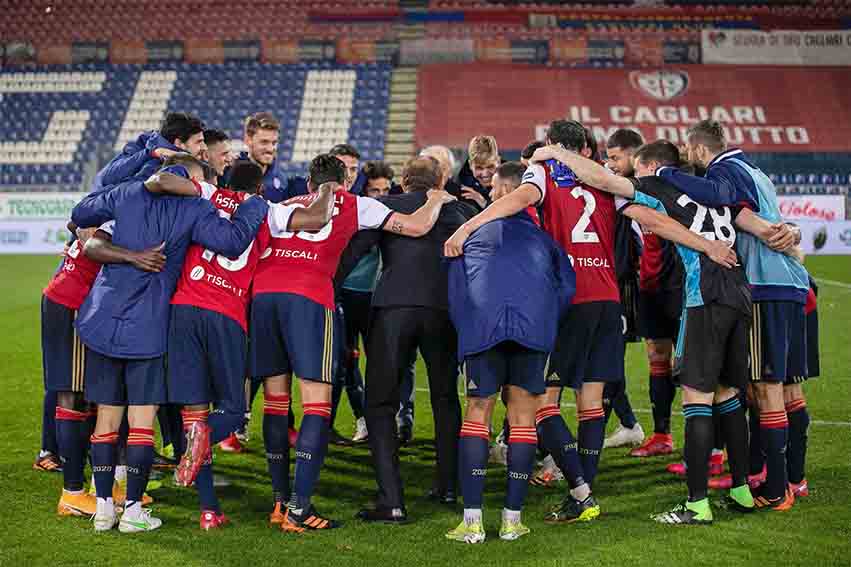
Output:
[{"xmin": 419, "ymin": 145, "xmax": 455, "ymax": 188}]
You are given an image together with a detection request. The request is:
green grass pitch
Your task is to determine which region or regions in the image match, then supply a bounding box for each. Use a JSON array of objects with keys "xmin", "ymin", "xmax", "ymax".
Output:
[{"xmin": 2, "ymin": 255, "xmax": 850, "ymax": 566}]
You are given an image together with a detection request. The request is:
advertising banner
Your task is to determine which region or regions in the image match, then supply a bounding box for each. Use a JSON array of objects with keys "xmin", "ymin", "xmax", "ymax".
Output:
[
  {"xmin": 777, "ymin": 195, "xmax": 846, "ymax": 222},
  {"xmin": 797, "ymin": 220, "xmax": 851, "ymax": 255},
  {"xmin": 0, "ymin": 219, "xmax": 73, "ymax": 254},
  {"xmin": 0, "ymin": 193, "xmax": 85, "ymax": 221},
  {"xmin": 702, "ymin": 29, "xmax": 851, "ymax": 66}
]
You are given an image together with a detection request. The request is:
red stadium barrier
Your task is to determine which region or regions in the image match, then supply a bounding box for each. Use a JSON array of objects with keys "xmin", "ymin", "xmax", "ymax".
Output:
[{"xmin": 416, "ymin": 64, "xmax": 851, "ymax": 152}]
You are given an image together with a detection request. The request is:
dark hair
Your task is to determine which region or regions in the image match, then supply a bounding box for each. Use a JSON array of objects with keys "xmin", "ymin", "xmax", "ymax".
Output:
[
  {"xmin": 546, "ymin": 120, "xmax": 586, "ymax": 153},
  {"xmin": 402, "ymin": 156, "xmax": 441, "ymax": 193},
  {"xmin": 606, "ymin": 128, "xmax": 644, "ymax": 151},
  {"xmin": 584, "ymin": 127, "xmax": 599, "ymax": 162},
  {"xmin": 308, "ymin": 154, "xmax": 347, "ymax": 188},
  {"xmin": 160, "ymin": 112, "xmax": 205, "ymax": 145},
  {"xmin": 244, "ymin": 112, "xmax": 280, "ymax": 137},
  {"xmin": 521, "ymin": 140, "xmax": 545, "ymax": 160},
  {"xmin": 203, "ymin": 128, "xmax": 229, "ymax": 147},
  {"xmin": 161, "ymin": 153, "xmax": 204, "ymax": 174},
  {"xmin": 329, "ymin": 143, "xmax": 361, "ymax": 160},
  {"xmin": 362, "ymin": 160, "xmax": 394, "ymax": 181},
  {"xmin": 201, "ymin": 162, "xmax": 217, "ymax": 183},
  {"xmin": 227, "ymin": 159, "xmax": 264, "ymax": 194},
  {"xmin": 687, "ymin": 120, "xmax": 727, "ymax": 153},
  {"xmin": 495, "ymin": 161, "xmax": 526, "ymax": 187},
  {"xmin": 633, "ymin": 140, "xmax": 682, "ymax": 169}
]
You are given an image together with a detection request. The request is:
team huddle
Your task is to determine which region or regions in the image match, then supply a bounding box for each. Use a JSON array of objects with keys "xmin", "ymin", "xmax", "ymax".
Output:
[{"xmin": 37, "ymin": 108, "xmax": 818, "ymax": 541}]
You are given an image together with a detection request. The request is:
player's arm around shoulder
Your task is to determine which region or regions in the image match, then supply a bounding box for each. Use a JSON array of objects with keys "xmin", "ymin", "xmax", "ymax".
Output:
[
  {"xmin": 530, "ymin": 145, "xmax": 635, "ymax": 199},
  {"xmin": 381, "ymin": 190, "xmax": 456, "ymax": 238},
  {"xmin": 734, "ymin": 207, "xmax": 799, "ymax": 255},
  {"xmin": 284, "ymin": 181, "xmax": 337, "ymax": 232},
  {"xmin": 191, "ymin": 195, "xmax": 268, "ymax": 259}
]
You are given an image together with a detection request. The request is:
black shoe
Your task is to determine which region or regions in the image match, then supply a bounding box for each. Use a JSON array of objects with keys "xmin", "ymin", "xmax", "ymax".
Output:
[
  {"xmin": 425, "ymin": 488, "xmax": 457, "ymax": 506},
  {"xmin": 356, "ymin": 507, "xmax": 410, "ymax": 524},
  {"xmin": 152, "ymin": 452, "xmax": 178, "ymax": 470},
  {"xmin": 544, "ymin": 494, "xmax": 601, "ymax": 523},
  {"xmin": 397, "ymin": 425, "xmax": 412, "ymax": 446},
  {"xmin": 328, "ymin": 429, "xmax": 352, "ymax": 446}
]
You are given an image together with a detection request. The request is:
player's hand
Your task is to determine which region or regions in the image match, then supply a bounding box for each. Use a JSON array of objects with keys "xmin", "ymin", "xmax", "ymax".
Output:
[
  {"xmin": 766, "ymin": 223, "xmax": 798, "ymax": 252},
  {"xmin": 427, "ymin": 189, "xmax": 457, "ymax": 204},
  {"xmin": 444, "ymin": 225, "xmax": 470, "ymax": 257},
  {"xmin": 152, "ymin": 148, "xmax": 184, "ymax": 160},
  {"xmin": 75, "ymin": 227, "xmax": 98, "ymax": 246},
  {"xmin": 130, "ymin": 242, "xmax": 166, "ymax": 272},
  {"xmin": 705, "ymin": 239, "xmax": 738, "ymax": 269},
  {"xmin": 530, "ymin": 144, "xmax": 566, "ymax": 164},
  {"xmin": 460, "ymin": 186, "xmax": 487, "ymax": 208}
]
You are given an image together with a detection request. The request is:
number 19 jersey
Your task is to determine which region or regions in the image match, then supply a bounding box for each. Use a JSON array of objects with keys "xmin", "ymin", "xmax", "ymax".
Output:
[{"xmin": 522, "ymin": 162, "xmax": 619, "ymax": 304}]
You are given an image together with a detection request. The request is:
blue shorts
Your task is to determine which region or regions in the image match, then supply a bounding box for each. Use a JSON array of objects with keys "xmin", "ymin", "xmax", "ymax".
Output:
[
  {"xmin": 42, "ymin": 296, "xmax": 86, "ymax": 393},
  {"xmin": 547, "ymin": 301, "xmax": 625, "ymax": 390},
  {"xmin": 249, "ymin": 293, "xmax": 337, "ymax": 384},
  {"xmin": 84, "ymin": 349, "xmax": 166, "ymax": 406},
  {"xmin": 465, "ymin": 341, "xmax": 547, "ymax": 398},
  {"xmin": 167, "ymin": 305, "xmax": 247, "ymax": 413},
  {"xmin": 750, "ymin": 301, "xmax": 807, "ymax": 384}
]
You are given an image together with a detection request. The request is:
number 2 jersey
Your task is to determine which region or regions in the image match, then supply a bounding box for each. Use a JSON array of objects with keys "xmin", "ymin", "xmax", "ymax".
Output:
[
  {"xmin": 170, "ymin": 184, "xmax": 295, "ymax": 331},
  {"xmin": 251, "ymin": 189, "xmax": 393, "ymax": 310},
  {"xmin": 626, "ymin": 176, "xmax": 751, "ymax": 316},
  {"xmin": 522, "ymin": 161, "xmax": 619, "ymax": 304}
]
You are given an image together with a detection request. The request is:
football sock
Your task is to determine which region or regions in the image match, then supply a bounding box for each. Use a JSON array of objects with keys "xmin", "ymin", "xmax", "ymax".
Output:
[
  {"xmin": 459, "ymin": 420, "xmax": 489, "ymax": 509},
  {"xmin": 505, "ymin": 426, "xmax": 536, "ymax": 511},
  {"xmin": 611, "ymin": 381, "xmax": 638, "ymax": 429},
  {"xmin": 713, "ymin": 408, "xmax": 724, "ymax": 451},
  {"xmin": 683, "ymin": 403, "xmax": 714, "ymax": 502},
  {"xmin": 748, "ymin": 403, "xmax": 764, "ymax": 476},
  {"xmin": 56, "ymin": 406, "xmax": 88, "ymax": 492},
  {"xmin": 760, "ymin": 409, "xmax": 789, "ymax": 499},
  {"xmin": 291, "ymin": 402, "xmax": 332, "ymax": 511},
  {"xmin": 535, "ymin": 405, "xmax": 586, "ymax": 489},
  {"xmin": 649, "ymin": 361, "xmax": 675, "ymax": 434},
  {"xmin": 330, "ymin": 380, "xmax": 344, "ymax": 427},
  {"xmin": 207, "ymin": 409, "xmax": 244, "ymax": 445},
  {"xmin": 578, "ymin": 407, "xmax": 606, "ymax": 487},
  {"xmin": 262, "ymin": 393, "xmax": 290, "ymax": 504},
  {"xmin": 464, "ymin": 508, "xmax": 483, "ymax": 524},
  {"xmin": 196, "ymin": 460, "xmax": 219, "ymax": 513},
  {"xmin": 42, "ymin": 390, "xmax": 59, "ymax": 455},
  {"xmin": 90, "ymin": 431, "xmax": 118, "ymax": 499},
  {"xmin": 785, "ymin": 399, "xmax": 809, "ymax": 484},
  {"xmin": 125, "ymin": 428, "xmax": 154, "ymax": 505},
  {"xmin": 715, "ymin": 396, "xmax": 748, "ymax": 487}
]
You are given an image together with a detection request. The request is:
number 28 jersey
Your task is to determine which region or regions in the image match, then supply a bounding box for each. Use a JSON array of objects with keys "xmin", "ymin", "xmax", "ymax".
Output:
[
  {"xmin": 626, "ymin": 176, "xmax": 751, "ymax": 315},
  {"xmin": 251, "ymin": 190, "xmax": 393, "ymax": 310},
  {"xmin": 522, "ymin": 162, "xmax": 619, "ymax": 304},
  {"xmin": 170, "ymin": 185, "xmax": 294, "ymax": 331}
]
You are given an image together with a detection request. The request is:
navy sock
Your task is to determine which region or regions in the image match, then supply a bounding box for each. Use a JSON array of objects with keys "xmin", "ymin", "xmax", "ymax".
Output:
[
  {"xmin": 126, "ymin": 428, "xmax": 154, "ymax": 504},
  {"xmin": 458, "ymin": 420, "xmax": 489, "ymax": 509},
  {"xmin": 649, "ymin": 362, "xmax": 675, "ymax": 434},
  {"xmin": 748, "ymin": 403, "xmax": 764, "ymax": 475},
  {"xmin": 683, "ymin": 403, "xmax": 714, "ymax": 502},
  {"xmin": 346, "ymin": 364, "xmax": 366, "ymax": 420},
  {"xmin": 577, "ymin": 408, "xmax": 605, "ymax": 487},
  {"xmin": 196, "ymin": 461, "xmax": 219, "ymax": 513},
  {"xmin": 505, "ymin": 426, "xmax": 537, "ymax": 511},
  {"xmin": 42, "ymin": 390, "xmax": 58, "ymax": 454},
  {"xmin": 760, "ymin": 410, "xmax": 789, "ymax": 499},
  {"xmin": 208, "ymin": 409, "xmax": 244, "ymax": 445},
  {"xmin": 330, "ymin": 380, "xmax": 344, "ymax": 427},
  {"xmin": 715, "ymin": 397, "xmax": 748, "ymax": 487},
  {"xmin": 535, "ymin": 405, "xmax": 585, "ymax": 488},
  {"xmin": 56, "ymin": 407, "xmax": 87, "ymax": 491},
  {"xmin": 262, "ymin": 393, "xmax": 290, "ymax": 504},
  {"xmin": 785, "ymin": 399, "xmax": 809, "ymax": 484},
  {"xmin": 292, "ymin": 403, "xmax": 331, "ymax": 510},
  {"xmin": 90, "ymin": 431, "xmax": 118, "ymax": 499},
  {"xmin": 605, "ymin": 381, "xmax": 637, "ymax": 429}
]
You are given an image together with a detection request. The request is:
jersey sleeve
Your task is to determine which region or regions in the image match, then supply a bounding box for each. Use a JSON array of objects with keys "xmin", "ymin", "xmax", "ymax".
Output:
[
  {"xmin": 266, "ymin": 203, "xmax": 297, "ymax": 234},
  {"xmin": 356, "ymin": 196, "xmax": 393, "ymax": 230},
  {"xmin": 198, "ymin": 182, "xmax": 217, "ymax": 201},
  {"xmin": 97, "ymin": 221, "xmax": 115, "ymax": 236},
  {"xmin": 521, "ymin": 163, "xmax": 547, "ymax": 204}
]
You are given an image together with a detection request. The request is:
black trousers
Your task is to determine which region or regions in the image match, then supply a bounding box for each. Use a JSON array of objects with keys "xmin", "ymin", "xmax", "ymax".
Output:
[{"xmin": 364, "ymin": 306, "xmax": 461, "ymax": 510}]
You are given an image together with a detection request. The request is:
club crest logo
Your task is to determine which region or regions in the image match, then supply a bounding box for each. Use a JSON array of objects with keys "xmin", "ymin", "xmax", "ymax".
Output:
[
  {"xmin": 190, "ymin": 265, "xmax": 205, "ymax": 281},
  {"xmin": 629, "ymin": 70, "xmax": 689, "ymax": 101}
]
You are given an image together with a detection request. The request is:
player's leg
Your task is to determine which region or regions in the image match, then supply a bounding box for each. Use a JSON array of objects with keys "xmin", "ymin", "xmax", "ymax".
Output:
[
  {"xmin": 344, "ymin": 289, "xmax": 370, "ymax": 442},
  {"xmin": 35, "ymin": 390, "xmax": 61, "ymax": 472},
  {"xmin": 784, "ymin": 384, "xmax": 809, "ymax": 496},
  {"xmin": 602, "ymin": 379, "xmax": 643, "ymax": 449},
  {"xmin": 632, "ymin": 338, "xmax": 677, "ymax": 457},
  {"xmin": 447, "ymin": 357, "xmax": 496, "ymax": 544},
  {"xmin": 397, "ymin": 351, "xmax": 416, "ymax": 445},
  {"xmin": 576, "ymin": 382, "xmax": 606, "ymax": 487}
]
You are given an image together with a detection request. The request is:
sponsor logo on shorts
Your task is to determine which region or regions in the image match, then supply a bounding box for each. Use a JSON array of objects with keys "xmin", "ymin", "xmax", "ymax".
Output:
[{"xmin": 190, "ymin": 265, "xmax": 205, "ymax": 281}]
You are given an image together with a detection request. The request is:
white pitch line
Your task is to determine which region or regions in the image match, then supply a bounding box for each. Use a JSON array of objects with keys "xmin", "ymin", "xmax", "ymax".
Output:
[
  {"xmin": 818, "ymin": 278, "xmax": 851, "ymax": 290},
  {"xmin": 414, "ymin": 387, "xmax": 851, "ymax": 427}
]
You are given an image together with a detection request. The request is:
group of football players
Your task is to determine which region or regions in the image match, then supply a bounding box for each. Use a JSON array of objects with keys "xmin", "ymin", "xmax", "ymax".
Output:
[{"xmin": 34, "ymin": 107, "xmax": 817, "ymax": 541}]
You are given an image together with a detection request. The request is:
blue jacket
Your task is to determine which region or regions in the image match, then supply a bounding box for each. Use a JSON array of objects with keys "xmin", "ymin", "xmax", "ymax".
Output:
[
  {"xmin": 657, "ymin": 149, "xmax": 809, "ymax": 303},
  {"xmin": 223, "ymin": 152, "xmax": 292, "ymax": 202},
  {"xmin": 71, "ymin": 176, "xmax": 268, "ymax": 359},
  {"xmin": 91, "ymin": 132, "xmax": 180, "ymax": 194},
  {"xmin": 448, "ymin": 213, "xmax": 576, "ymax": 358}
]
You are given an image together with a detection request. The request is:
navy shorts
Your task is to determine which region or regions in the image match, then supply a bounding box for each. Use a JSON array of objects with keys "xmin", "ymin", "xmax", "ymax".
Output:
[
  {"xmin": 167, "ymin": 305, "xmax": 247, "ymax": 413},
  {"xmin": 547, "ymin": 301, "xmax": 625, "ymax": 390},
  {"xmin": 464, "ymin": 341, "xmax": 548, "ymax": 398},
  {"xmin": 249, "ymin": 293, "xmax": 337, "ymax": 383},
  {"xmin": 801, "ymin": 301, "xmax": 819, "ymax": 381},
  {"xmin": 749, "ymin": 301, "xmax": 808, "ymax": 384},
  {"xmin": 675, "ymin": 304, "xmax": 750, "ymax": 394},
  {"xmin": 42, "ymin": 296, "xmax": 86, "ymax": 393},
  {"xmin": 638, "ymin": 290, "xmax": 681, "ymax": 342},
  {"xmin": 84, "ymin": 349, "xmax": 166, "ymax": 406}
]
